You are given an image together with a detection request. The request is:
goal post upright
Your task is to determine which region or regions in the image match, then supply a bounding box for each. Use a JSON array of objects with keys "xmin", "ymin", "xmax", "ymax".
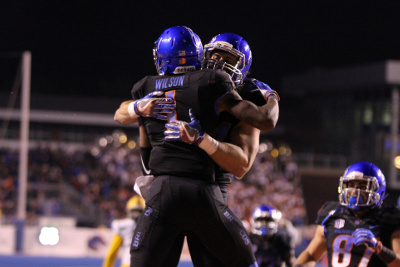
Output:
[{"xmin": 16, "ymin": 51, "xmax": 31, "ymax": 253}]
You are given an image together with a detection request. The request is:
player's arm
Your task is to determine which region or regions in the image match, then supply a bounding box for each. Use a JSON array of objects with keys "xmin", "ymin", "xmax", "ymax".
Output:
[
  {"xmin": 114, "ymin": 92, "xmax": 174, "ymax": 125},
  {"xmin": 133, "ymin": 124, "xmax": 154, "ymax": 199},
  {"xmin": 218, "ymin": 90, "xmax": 279, "ymax": 132},
  {"xmin": 294, "ymin": 225, "xmax": 327, "ymax": 266},
  {"xmin": 139, "ymin": 125, "xmax": 151, "ymax": 174},
  {"xmin": 114, "ymin": 100, "xmax": 138, "ymax": 125},
  {"xmin": 388, "ymin": 229, "xmax": 400, "ymax": 267},
  {"xmin": 210, "ymin": 121, "xmax": 259, "ymax": 178},
  {"xmin": 164, "ymin": 109, "xmax": 259, "ymax": 178},
  {"xmin": 102, "ymin": 234, "xmax": 123, "ymax": 267}
]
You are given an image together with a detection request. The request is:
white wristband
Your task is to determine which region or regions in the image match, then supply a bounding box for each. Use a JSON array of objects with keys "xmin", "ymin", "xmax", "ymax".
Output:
[
  {"xmin": 199, "ymin": 133, "xmax": 219, "ymax": 155},
  {"xmin": 127, "ymin": 101, "xmax": 139, "ymax": 119}
]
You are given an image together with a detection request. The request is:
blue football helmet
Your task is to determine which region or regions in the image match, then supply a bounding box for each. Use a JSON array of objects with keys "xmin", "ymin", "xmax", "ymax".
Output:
[
  {"xmin": 251, "ymin": 205, "xmax": 281, "ymax": 237},
  {"xmin": 153, "ymin": 26, "xmax": 203, "ymax": 76},
  {"xmin": 202, "ymin": 32, "xmax": 252, "ymax": 85},
  {"xmin": 338, "ymin": 161, "xmax": 386, "ymax": 211}
]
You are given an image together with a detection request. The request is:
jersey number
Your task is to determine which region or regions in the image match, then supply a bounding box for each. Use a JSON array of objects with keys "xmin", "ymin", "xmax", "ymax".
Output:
[
  {"xmin": 165, "ymin": 91, "xmax": 177, "ymax": 122},
  {"xmin": 331, "ymin": 235, "xmax": 373, "ymax": 267}
]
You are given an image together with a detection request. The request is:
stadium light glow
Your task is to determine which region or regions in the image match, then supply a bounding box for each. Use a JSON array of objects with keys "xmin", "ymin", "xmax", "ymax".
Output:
[
  {"xmin": 258, "ymin": 143, "xmax": 268, "ymax": 153},
  {"xmin": 270, "ymin": 148, "xmax": 279, "ymax": 158},
  {"xmin": 99, "ymin": 137, "xmax": 108, "ymax": 147},
  {"xmin": 394, "ymin": 156, "xmax": 400, "ymax": 169},
  {"xmin": 127, "ymin": 140, "xmax": 136, "ymax": 149},
  {"xmin": 119, "ymin": 134, "xmax": 127, "ymax": 144},
  {"xmin": 38, "ymin": 226, "xmax": 60, "ymax": 245}
]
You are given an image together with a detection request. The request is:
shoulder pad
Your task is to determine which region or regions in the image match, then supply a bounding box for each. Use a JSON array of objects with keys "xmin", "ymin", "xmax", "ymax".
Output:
[
  {"xmin": 376, "ymin": 205, "xmax": 400, "ymax": 226},
  {"xmin": 131, "ymin": 76, "xmax": 151, "ymax": 100},
  {"xmin": 316, "ymin": 201, "xmax": 341, "ymax": 225},
  {"xmin": 213, "ymin": 69, "xmax": 235, "ymax": 85},
  {"xmin": 238, "ymin": 78, "xmax": 269, "ymax": 106}
]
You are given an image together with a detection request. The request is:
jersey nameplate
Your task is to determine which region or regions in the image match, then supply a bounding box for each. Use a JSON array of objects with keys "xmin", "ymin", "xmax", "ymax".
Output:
[{"xmin": 155, "ymin": 76, "xmax": 185, "ymax": 90}]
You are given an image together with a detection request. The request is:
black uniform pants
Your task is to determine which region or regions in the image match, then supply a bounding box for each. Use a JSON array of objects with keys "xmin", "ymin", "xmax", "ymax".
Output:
[{"xmin": 130, "ymin": 175, "xmax": 257, "ymax": 267}]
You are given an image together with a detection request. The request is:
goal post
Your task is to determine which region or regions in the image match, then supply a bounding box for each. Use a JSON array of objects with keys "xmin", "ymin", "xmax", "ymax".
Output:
[{"xmin": 15, "ymin": 51, "xmax": 31, "ymax": 252}]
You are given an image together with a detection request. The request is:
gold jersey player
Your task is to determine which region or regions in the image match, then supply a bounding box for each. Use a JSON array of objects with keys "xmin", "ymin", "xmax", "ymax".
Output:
[{"xmin": 103, "ymin": 196, "xmax": 145, "ymax": 267}]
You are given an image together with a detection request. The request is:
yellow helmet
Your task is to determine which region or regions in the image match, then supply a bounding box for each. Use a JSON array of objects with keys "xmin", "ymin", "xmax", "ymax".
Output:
[{"xmin": 126, "ymin": 195, "xmax": 145, "ymax": 213}]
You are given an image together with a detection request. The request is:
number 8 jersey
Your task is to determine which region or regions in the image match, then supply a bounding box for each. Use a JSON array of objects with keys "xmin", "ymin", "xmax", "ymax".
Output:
[{"xmin": 316, "ymin": 201, "xmax": 400, "ymax": 267}]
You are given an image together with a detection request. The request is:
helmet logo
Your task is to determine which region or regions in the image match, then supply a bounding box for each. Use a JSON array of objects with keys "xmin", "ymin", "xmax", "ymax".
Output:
[
  {"xmin": 179, "ymin": 58, "xmax": 186, "ymax": 64},
  {"xmin": 215, "ymin": 41, "xmax": 233, "ymax": 49},
  {"xmin": 173, "ymin": 66, "xmax": 196, "ymax": 74},
  {"xmin": 346, "ymin": 171, "xmax": 364, "ymax": 179}
]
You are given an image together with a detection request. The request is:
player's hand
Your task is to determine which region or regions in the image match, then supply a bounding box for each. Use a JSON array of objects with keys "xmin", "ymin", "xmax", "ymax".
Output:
[
  {"xmin": 164, "ymin": 109, "xmax": 204, "ymax": 145},
  {"xmin": 353, "ymin": 228, "xmax": 381, "ymax": 253},
  {"xmin": 134, "ymin": 91, "xmax": 175, "ymax": 120}
]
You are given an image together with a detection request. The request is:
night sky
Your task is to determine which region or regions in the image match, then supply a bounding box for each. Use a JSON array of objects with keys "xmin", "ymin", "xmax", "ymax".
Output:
[{"xmin": 1, "ymin": 1, "xmax": 400, "ymax": 99}]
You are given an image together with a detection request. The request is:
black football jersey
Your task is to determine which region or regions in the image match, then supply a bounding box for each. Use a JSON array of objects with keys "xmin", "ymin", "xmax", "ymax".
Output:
[
  {"xmin": 131, "ymin": 69, "xmax": 234, "ymax": 181},
  {"xmin": 250, "ymin": 227, "xmax": 292, "ymax": 267},
  {"xmin": 214, "ymin": 77, "xmax": 270, "ymax": 187},
  {"xmin": 316, "ymin": 201, "xmax": 400, "ymax": 267}
]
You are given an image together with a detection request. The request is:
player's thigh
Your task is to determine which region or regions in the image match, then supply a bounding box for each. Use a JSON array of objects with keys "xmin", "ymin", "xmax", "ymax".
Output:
[
  {"xmin": 187, "ymin": 233, "xmax": 223, "ymax": 267},
  {"xmin": 161, "ymin": 234, "xmax": 185, "ymax": 267},
  {"xmin": 195, "ymin": 186, "xmax": 256, "ymax": 266},
  {"xmin": 130, "ymin": 176, "xmax": 180, "ymax": 266}
]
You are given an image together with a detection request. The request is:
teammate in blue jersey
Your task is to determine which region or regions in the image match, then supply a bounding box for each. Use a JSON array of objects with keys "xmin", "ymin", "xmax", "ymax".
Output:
[
  {"xmin": 160, "ymin": 32, "xmax": 280, "ymax": 266},
  {"xmin": 249, "ymin": 205, "xmax": 295, "ymax": 267},
  {"xmin": 164, "ymin": 32, "xmax": 279, "ymax": 199},
  {"xmin": 294, "ymin": 161, "xmax": 400, "ymax": 267},
  {"xmin": 195, "ymin": 32, "xmax": 279, "ymax": 200}
]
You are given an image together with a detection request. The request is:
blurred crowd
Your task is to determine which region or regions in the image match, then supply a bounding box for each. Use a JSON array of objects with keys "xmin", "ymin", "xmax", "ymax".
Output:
[
  {"xmin": 228, "ymin": 152, "xmax": 306, "ymax": 225},
  {"xmin": 0, "ymin": 141, "xmax": 306, "ymax": 227}
]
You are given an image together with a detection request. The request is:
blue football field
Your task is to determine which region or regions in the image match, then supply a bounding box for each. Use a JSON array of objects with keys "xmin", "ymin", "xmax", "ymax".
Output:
[{"xmin": 0, "ymin": 255, "xmax": 193, "ymax": 267}]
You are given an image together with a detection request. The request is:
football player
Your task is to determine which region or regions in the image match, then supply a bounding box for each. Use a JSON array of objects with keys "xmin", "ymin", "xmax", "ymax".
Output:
[
  {"xmin": 118, "ymin": 31, "xmax": 279, "ymax": 266},
  {"xmin": 102, "ymin": 195, "xmax": 145, "ymax": 267},
  {"xmin": 167, "ymin": 32, "xmax": 279, "ymax": 199},
  {"xmin": 115, "ymin": 31, "xmax": 279, "ymax": 185},
  {"xmin": 117, "ymin": 26, "xmax": 259, "ymax": 267},
  {"xmin": 160, "ymin": 32, "xmax": 280, "ymax": 266},
  {"xmin": 250, "ymin": 205, "xmax": 295, "ymax": 267},
  {"xmin": 294, "ymin": 161, "xmax": 400, "ymax": 267}
]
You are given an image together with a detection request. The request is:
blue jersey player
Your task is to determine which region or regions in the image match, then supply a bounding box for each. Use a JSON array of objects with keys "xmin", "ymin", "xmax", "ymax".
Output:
[
  {"xmin": 249, "ymin": 205, "xmax": 295, "ymax": 267},
  {"xmin": 162, "ymin": 33, "xmax": 280, "ymax": 266},
  {"xmin": 115, "ymin": 26, "xmax": 264, "ymax": 267},
  {"xmin": 114, "ymin": 28, "xmax": 279, "ymax": 267},
  {"xmin": 165, "ymin": 32, "xmax": 279, "ymax": 200},
  {"xmin": 294, "ymin": 162, "xmax": 400, "ymax": 267}
]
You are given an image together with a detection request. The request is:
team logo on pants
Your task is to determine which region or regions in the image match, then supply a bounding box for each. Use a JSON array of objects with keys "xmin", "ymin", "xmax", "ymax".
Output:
[{"xmin": 132, "ymin": 231, "xmax": 141, "ymax": 248}]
